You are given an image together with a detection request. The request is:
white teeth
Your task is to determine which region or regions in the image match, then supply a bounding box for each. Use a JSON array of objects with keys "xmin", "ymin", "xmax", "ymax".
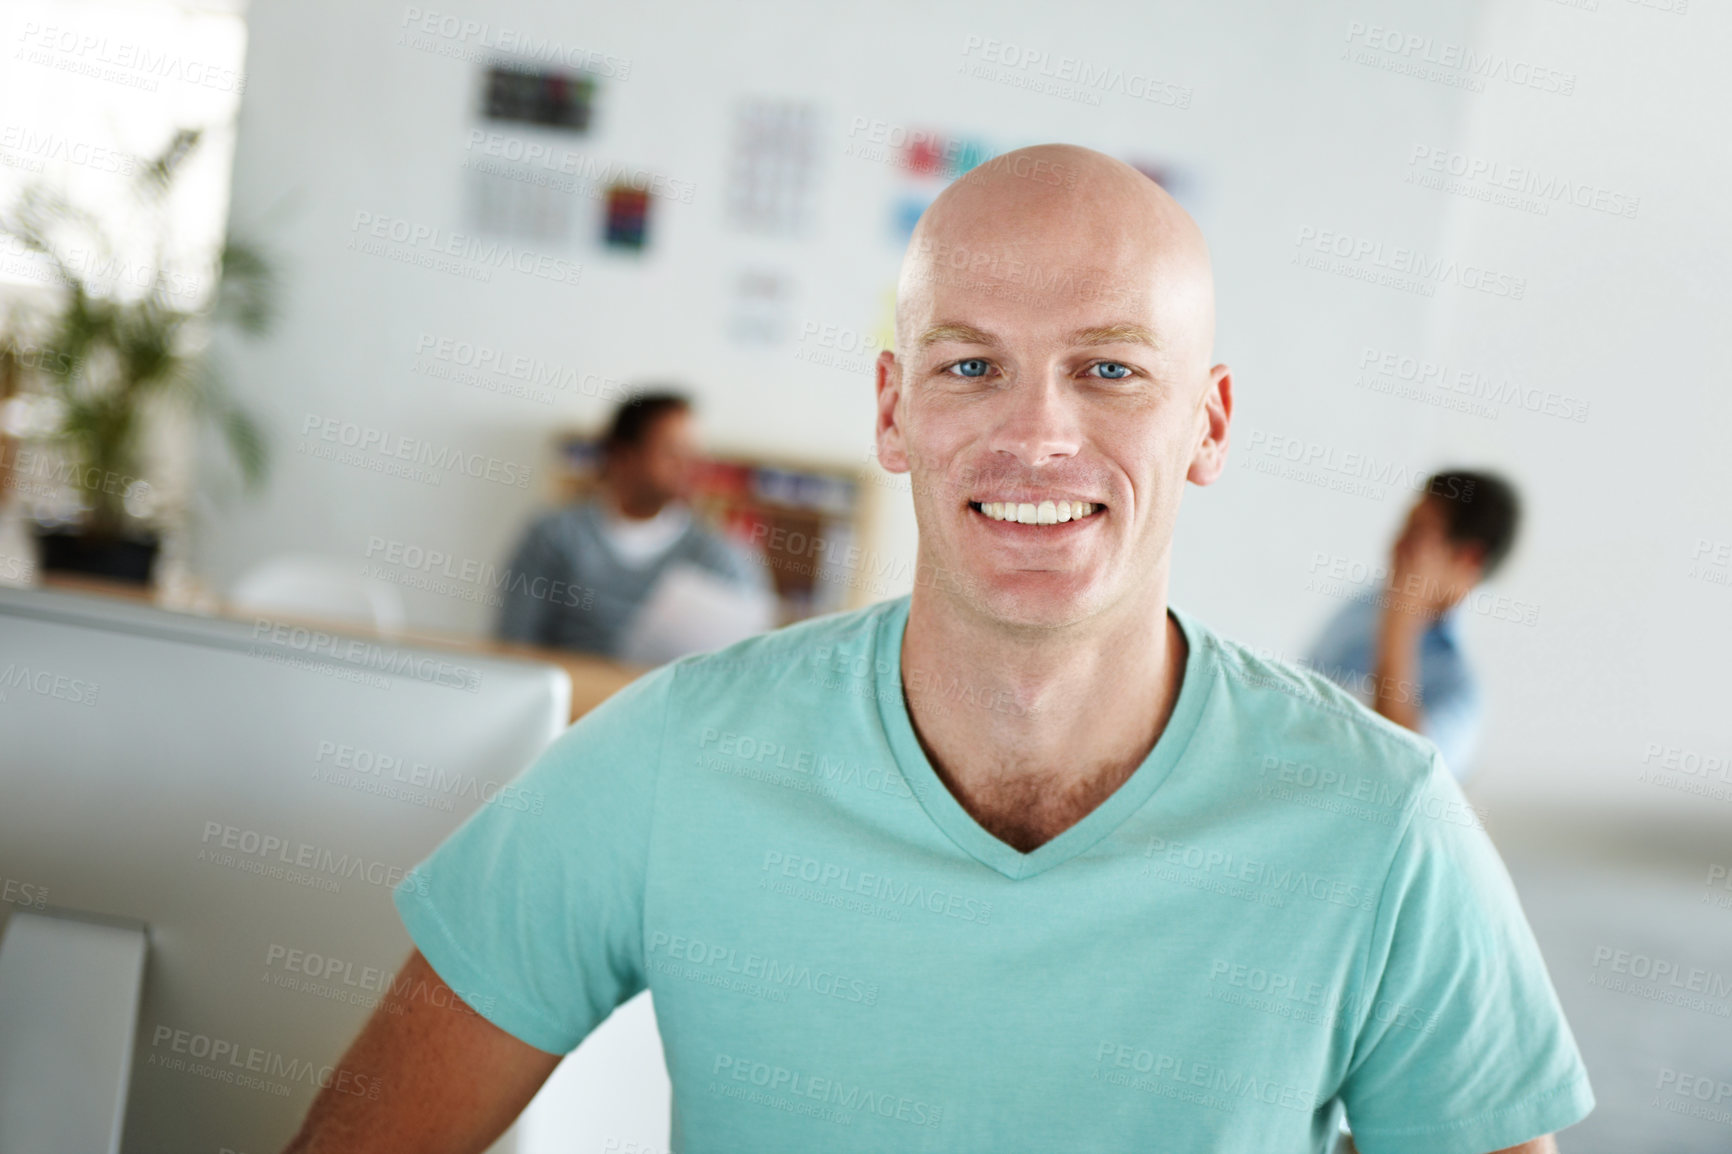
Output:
[{"xmin": 974, "ymin": 500, "xmax": 1100, "ymax": 523}]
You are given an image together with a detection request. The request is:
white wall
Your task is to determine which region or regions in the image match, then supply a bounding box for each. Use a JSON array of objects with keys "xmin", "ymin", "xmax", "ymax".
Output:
[
  {"xmin": 1383, "ymin": 0, "xmax": 1731, "ymax": 812},
  {"xmin": 202, "ymin": 0, "xmax": 1726, "ymax": 810}
]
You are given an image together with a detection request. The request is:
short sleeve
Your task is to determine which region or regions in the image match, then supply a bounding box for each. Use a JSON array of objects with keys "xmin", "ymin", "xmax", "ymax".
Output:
[
  {"xmin": 1338, "ymin": 755, "xmax": 1594, "ymax": 1153},
  {"xmin": 392, "ymin": 661, "xmax": 674, "ymax": 1054}
]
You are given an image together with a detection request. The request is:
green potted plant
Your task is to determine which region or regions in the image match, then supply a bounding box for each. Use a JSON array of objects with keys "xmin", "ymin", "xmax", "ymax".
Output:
[{"xmin": 0, "ymin": 127, "xmax": 273, "ymax": 584}]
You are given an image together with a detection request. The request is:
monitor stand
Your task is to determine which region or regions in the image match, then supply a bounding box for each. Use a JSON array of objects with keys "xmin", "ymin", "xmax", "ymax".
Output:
[{"xmin": 0, "ymin": 909, "xmax": 148, "ymax": 1154}]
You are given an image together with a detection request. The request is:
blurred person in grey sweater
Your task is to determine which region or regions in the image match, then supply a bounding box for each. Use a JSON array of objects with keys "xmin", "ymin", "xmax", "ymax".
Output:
[{"xmin": 495, "ymin": 391, "xmax": 772, "ymax": 658}]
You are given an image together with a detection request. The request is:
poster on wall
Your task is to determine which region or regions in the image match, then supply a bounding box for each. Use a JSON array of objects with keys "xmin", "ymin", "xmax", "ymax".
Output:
[
  {"xmin": 461, "ymin": 59, "xmax": 600, "ymax": 241},
  {"xmin": 603, "ymin": 183, "xmax": 651, "ymax": 250},
  {"xmin": 727, "ymin": 267, "xmax": 793, "ymax": 344},
  {"xmin": 482, "ymin": 63, "xmax": 596, "ymax": 131},
  {"xmin": 462, "ymin": 163, "xmax": 577, "ymax": 241},
  {"xmin": 726, "ymin": 98, "xmax": 821, "ymax": 237},
  {"xmin": 857, "ymin": 126, "xmax": 991, "ymax": 245}
]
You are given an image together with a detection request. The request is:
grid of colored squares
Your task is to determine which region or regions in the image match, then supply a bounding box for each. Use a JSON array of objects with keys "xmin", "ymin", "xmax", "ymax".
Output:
[{"xmin": 604, "ymin": 184, "xmax": 651, "ymax": 249}]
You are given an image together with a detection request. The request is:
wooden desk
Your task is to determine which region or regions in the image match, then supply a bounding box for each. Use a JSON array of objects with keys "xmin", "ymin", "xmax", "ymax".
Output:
[
  {"xmin": 486, "ymin": 638, "xmax": 648, "ymax": 722},
  {"xmin": 39, "ymin": 572, "xmax": 646, "ymax": 723}
]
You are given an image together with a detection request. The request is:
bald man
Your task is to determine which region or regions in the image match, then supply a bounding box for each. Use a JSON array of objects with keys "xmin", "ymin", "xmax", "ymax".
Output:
[{"xmin": 283, "ymin": 146, "xmax": 1592, "ymax": 1154}]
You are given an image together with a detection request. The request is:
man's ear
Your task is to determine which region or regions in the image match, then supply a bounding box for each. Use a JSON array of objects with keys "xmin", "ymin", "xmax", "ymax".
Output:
[
  {"xmin": 1186, "ymin": 363, "xmax": 1232, "ymax": 485},
  {"xmin": 875, "ymin": 349, "xmax": 910, "ymax": 474}
]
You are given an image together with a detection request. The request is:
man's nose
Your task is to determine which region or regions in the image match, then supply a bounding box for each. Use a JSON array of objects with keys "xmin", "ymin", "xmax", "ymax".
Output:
[{"xmin": 987, "ymin": 377, "xmax": 1082, "ymax": 467}]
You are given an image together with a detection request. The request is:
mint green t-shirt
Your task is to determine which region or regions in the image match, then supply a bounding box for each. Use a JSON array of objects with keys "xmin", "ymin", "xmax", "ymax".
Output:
[{"xmin": 394, "ymin": 595, "xmax": 1593, "ymax": 1154}]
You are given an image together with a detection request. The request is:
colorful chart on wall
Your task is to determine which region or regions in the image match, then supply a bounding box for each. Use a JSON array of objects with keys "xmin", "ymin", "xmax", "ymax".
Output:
[
  {"xmin": 603, "ymin": 183, "xmax": 651, "ymax": 250},
  {"xmin": 863, "ymin": 127, "xmax": 992, "ymax": 246},
  {"xmin": 482, "ymin": 63, "xmax": 596, "ymax": 131}
]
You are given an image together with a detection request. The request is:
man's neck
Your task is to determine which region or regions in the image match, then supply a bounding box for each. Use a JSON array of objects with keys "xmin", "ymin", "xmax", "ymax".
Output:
[{"xmin": 898, "ymin": 581, "xmax": 1187, "ymax": 852}]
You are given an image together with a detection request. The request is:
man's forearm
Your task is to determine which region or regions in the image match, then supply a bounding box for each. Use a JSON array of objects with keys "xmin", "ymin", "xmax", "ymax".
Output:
[
  {"xmin": 1371, "ymin": 601, "xmax": 1425, "ymax": 732},
  {"xmin": 279, "ymin": 951, "xmax": 559, "ymax": 1154}
]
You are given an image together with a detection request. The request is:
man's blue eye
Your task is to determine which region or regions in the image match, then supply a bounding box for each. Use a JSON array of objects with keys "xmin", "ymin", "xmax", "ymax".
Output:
[
  {"xmin": 1092, "ymin": 362, "xmax": 1133, "ymax": 380},
  {"xmin": 951, "ymin": 359, "xmax": 991, "ymax": 378}
]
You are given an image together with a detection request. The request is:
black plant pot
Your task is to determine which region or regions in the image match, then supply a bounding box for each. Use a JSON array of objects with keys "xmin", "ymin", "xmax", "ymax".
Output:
[{"xmin": 33, "ymin": 527, "xmax": 161, "ymax": 585}]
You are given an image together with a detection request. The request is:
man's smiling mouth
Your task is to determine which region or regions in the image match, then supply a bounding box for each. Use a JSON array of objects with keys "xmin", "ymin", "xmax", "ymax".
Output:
[{"xmin": 967, "ymin": 500, "xmax": 1104, "ymax": 525}]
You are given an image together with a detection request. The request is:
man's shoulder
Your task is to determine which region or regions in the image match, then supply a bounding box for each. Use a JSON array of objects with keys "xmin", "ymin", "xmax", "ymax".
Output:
[{"xmin": 1190, "ymin": 610, "xmax": 1440, "ymax": 780}]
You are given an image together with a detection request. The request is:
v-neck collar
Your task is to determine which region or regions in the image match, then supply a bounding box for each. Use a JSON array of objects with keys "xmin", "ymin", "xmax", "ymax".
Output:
[{"xmin": 873, "ymin": 596, "xmax": 1216, "ymax": 881}]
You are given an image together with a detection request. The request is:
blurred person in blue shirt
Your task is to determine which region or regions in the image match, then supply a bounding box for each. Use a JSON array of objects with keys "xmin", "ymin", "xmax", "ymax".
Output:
[
  {"xmin": 495, "ymin": 390, "xmax": 772, "ymax": 658},
  {"xmin": 1304, "ymin": 470, "xmax": 1521, "ymax": 784}
]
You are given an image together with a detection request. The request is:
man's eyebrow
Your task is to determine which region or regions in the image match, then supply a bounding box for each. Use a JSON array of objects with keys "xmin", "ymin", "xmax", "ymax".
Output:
[
  {"xmin": 917, "ymin": 323, "xmax": 999, "ymax": 349},
  {"xmin": 1070, "ymin": 324, "xmax": 1162, "ymax": 350},
  {"xmin": 915, "ymin": 322, "xmax": 1164, "ymax": 352}
]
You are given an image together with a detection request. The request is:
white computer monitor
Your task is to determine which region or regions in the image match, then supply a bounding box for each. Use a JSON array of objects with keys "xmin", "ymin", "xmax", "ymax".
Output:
[{"xmin": 0, "ymin": 586, "xmax": 665, "ymax": 1152}]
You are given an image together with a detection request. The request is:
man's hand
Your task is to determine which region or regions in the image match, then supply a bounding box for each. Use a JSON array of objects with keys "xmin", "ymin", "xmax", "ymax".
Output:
[
  {"xmin": 1370, "ymin": 595, "xmax": 1426, "ymax": 732},
  {"xmin": 1370, "ymin": 515, "xmax": 1475, "ymax": 733},
  {"xmin": 280, "ymin": 949, "xmax": 561, "ymax": 1154},
  {"xmin": 1388, "ymin": 521, "xmax": 1474, "ymax": 620}
]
